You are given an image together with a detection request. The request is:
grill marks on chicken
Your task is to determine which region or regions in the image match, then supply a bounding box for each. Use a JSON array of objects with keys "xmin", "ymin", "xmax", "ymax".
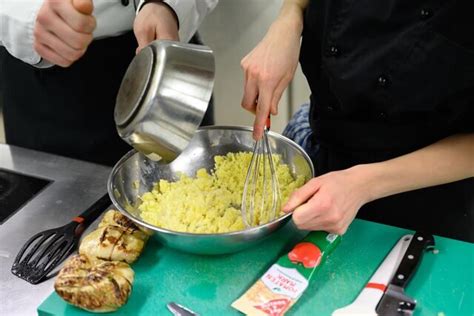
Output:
[
  {"xmin": 54, "ymin": 254, "xmax": 134, "ymax": 312},
  {"xmin": 79, "ymin": 224, "xmax": 147, "ymax": 263},
  {"xmin": 55, "ymin": 210, "xmax": 148, "ymax": 312},
  {"xmin": 99, "ymin": 210, "xmax": 148, "ymax": 234}
]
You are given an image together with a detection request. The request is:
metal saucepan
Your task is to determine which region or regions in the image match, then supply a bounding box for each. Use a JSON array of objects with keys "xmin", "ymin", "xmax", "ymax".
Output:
[
  {"xmin": 115, "ymin": 40, "xmax": 215, "ymax": 163},
  {"xmin": 107, "ymin": 126, "xmax": 314, "ymax": 255}
]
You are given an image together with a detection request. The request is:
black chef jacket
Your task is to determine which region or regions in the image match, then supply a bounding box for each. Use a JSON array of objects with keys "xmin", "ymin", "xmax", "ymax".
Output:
[
  {"xmin": 0, "ymin": 33, "xmax": 213, "ymax": 167},
  {"xmin": 300, "ymin": 0, "xmax": 474, "ymax": 242}
]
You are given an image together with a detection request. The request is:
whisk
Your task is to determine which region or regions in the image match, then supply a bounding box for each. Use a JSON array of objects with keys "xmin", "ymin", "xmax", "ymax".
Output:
[{"xmin": 241, "ymin": 117, "xmax": 281, "ymax": 227}]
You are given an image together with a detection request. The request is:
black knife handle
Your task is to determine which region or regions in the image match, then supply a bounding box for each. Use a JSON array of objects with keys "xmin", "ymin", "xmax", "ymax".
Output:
[{"xmin": 390, "ymin": 231, "xmax": 435, "ymax": 288}]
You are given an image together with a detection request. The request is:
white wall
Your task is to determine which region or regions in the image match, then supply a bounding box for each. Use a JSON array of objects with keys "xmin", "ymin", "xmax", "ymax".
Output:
[{"xmin": 198, "ymin": 0, "xmax": 311, "ymax": 133}]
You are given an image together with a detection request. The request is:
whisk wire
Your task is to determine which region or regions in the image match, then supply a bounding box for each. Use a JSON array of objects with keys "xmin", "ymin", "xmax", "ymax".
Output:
[
  {"xmin": 241, "ymin": 124, "xmax": 281, "ymax": 227},
  {"xmin": 264, "ymin": 130, "xmax": 281, "ymax": 220},
  {"xmin": 242, "ymin": 140, "xmax": 257, "ymax": 226}
]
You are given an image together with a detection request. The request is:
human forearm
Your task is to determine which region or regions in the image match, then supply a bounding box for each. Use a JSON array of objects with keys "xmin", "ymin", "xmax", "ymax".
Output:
[
  {"xmin": 240, "ymin": 0, "xmax": 309, "ymax": 139},
  {"xmin": 283, "ymin": 133, "xmax": 474, "ymax": 234},
  {"xmin": 353, "ymin": 133, "xmax": 474, "ymax": 203},
  {"xmin": 282, "ymin": 0, "xmax": 309, "ymax": 13},
  {"xmin": 273, "ymin": 0, "xmax": 309, "ymax": 35}
]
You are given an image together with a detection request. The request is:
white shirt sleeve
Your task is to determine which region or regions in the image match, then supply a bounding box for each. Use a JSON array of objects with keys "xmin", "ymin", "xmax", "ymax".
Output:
[
  {"xmin": 92, "ymin": 1, "xmax": 135, "ymax": 40},
  {"xmin": 137, "ymin": 0, "xmax": 218, "ymax": 42},
  {"xmin": 0, "ymin": 0, "xmax": 44, "ymax": 65}
]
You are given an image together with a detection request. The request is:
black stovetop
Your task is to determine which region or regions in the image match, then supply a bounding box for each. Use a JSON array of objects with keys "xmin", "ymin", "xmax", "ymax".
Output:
[{"xmin": 0, "ymin": 169, "xmax": 51, "ymax": 224}]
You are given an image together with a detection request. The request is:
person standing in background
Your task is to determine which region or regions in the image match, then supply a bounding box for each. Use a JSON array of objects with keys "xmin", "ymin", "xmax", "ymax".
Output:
[
  {"xmin": 0, "ymin": 0, "xmax": 217, "ymax": 165},
  {"xmin": 241, "ymin": 0, "xmax": 474, "ymax": 241}
]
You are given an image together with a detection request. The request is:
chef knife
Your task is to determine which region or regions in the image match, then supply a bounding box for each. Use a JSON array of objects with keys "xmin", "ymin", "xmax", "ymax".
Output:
[
  {"xmin": 332, "ymin": 234, "xmax": 412, "ymax": 316},
  {"xmin": 375, "ymin": 231, "xmax": 435, "ymax": 316},
  {"xmin": 167, "ymin": 302, "xmax": 199, "ymax": 316}
]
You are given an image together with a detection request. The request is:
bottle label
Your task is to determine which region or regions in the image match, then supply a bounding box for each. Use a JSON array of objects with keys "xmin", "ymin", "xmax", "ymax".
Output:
[{"xmin": 261, "ymin": 264, "xmax": 309, "ymax": 299}]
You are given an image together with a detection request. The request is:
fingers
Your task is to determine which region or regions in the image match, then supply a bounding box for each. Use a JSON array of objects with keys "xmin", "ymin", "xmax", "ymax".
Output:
[
  {"xmin": 242, "ymin": 61, "xmax": 279, "ymax": 140},
  {"xmin": 241, "ymin": 53, "xmax": 288, "ymax": 139},
  {"xmin": 291, "ymin": 191, "xmax": 352, "ymax": 235},
  {"xmin": 55, "ymin": 1, "xmax": 96, "ymax": 33},
  {"xmin": 135, "ymin": 27, "xmax": 177, "ymax": 54},
  {"xmin": 72, "ymin": 0, "xmax": 94, "ymax": 15},
  {"xmin": 134, "ymin": 26, "xmax": 156, "ymax": 54},
  {"xmin": 240, "ymin": 20, "xmax": 302, "ymax": 141},
  {"xmin": 286, "ymin": 170, "xmax": 365, "ymax": 235},
  {"xmin": 37, "ymin": 12, "xmax": 93, "ymax": 50},
  {"xmin": 241, "ymin": 55, "xmax": 266, "ymax": 140},
  {"xmin": 291, "ymin": 196, "xmax": 323, "ymax": 229},
  {"xmin": 34, "ymin": 24, "xmax": 86, "ymax": 67},
  {"xmin": 292, "ymin": 197, "xmax": 349, "ymax": 235},
  {"xmin": 34, "ymin": 0, "xmax": 94, "ymax": 67},
  {"xmin": 34, "ymin": 41, "xmax": 72, "ymax": 68},
  {"xmin": 283, "ymin": 178, "xmax": 321, "ymax": 212},
  {"xmin": 270, "ymin": 80, "xmax": 286, "ymax": 116},
  {"xmin": 253, "ymin": 84, "xmax": 273, "ymax": 140},
  {"xmin": 134, "ymin": 3, "xmax": 179, "ymax": 54},
  {"xmin": 285, "ymin": 177, "xmax": 351, "ymax": 234},
  {"xmin": 241, "ymin": 76, "xmax": 258, "ymax": 114}
]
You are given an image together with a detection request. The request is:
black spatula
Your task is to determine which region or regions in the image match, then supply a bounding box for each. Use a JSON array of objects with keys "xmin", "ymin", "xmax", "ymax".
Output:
[{"xmin": 11, "ymin": 193, "xmax": 111, "ymax": 284}]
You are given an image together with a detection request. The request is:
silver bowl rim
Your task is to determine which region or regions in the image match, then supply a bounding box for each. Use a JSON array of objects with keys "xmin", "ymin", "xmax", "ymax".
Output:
[{"xmin": 107, "ymin": 125, "xmax": 315, "ymax": 237}]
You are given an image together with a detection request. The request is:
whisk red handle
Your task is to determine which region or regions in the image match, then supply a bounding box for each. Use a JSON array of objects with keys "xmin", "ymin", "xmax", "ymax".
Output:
[{"xmin": 266, "ymin": 116, "xmax": 271, "ymax": 130}]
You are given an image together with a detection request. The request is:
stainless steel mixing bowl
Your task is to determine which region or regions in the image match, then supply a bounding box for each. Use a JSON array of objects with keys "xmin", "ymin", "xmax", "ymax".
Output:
[{"xmin": 108, "ymin": 126, "xmax": 314, "ymax": 255}]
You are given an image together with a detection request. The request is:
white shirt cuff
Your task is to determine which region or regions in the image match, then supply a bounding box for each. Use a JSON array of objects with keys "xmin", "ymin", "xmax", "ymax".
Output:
[{"xmin": 0, "ymin": 0, "xmax": 44, "ymax": 66}]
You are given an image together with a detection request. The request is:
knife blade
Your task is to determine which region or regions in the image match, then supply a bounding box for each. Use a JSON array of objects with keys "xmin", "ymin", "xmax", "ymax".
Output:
[
  {"xmin": 375, "ymin": 231, "xmax": 435, "ymax": 316},
  {"xmin": 167, "ymin": 302, "xmax": 199, "ymax": 316},
  {"xmin": 332, "ymin": 234, "xmax": 412, "ymax": 316}
]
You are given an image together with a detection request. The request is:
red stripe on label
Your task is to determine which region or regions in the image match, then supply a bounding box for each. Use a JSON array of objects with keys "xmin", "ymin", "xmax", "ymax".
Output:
[{"xmin": 366, "ymin": 282, "xmax": 386, "ymax": 292}]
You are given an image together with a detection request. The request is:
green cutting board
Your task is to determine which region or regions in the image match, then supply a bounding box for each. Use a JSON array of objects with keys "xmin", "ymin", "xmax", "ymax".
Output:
[{"xmin": 38, "ymin": 219, "xmax": 473, "ymax": 316}]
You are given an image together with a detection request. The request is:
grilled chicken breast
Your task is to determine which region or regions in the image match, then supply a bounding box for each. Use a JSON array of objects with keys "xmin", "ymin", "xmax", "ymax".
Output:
[
  {"xmin": 99, "ymin": 210, "xmax": 151, "ymax": 236},
  {"xmin": 79, "ymin": 210, "xmax": 149, "ymax": 264},
  {"xmin": 79, "ymin": 225, "xmax": 147, "ymax": 264},
  {"xmin": 56, "ymin": 210, "xmax": 148, "ymax": 312},
  {"xmin": 55, "ymin": 254, "xmax": 134, "ymax": 313}
]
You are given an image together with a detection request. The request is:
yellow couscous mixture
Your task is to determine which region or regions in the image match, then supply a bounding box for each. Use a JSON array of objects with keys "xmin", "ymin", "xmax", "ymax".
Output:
[{"xmin": 138, "ymin": 152, "xmax": 306, "ymax": 233}]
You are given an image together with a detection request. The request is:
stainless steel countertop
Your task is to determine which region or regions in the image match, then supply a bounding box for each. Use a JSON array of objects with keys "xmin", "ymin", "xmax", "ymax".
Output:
[{"xmin": 0, "ymin": 144, "xmax": 112, "ymax": 316}]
